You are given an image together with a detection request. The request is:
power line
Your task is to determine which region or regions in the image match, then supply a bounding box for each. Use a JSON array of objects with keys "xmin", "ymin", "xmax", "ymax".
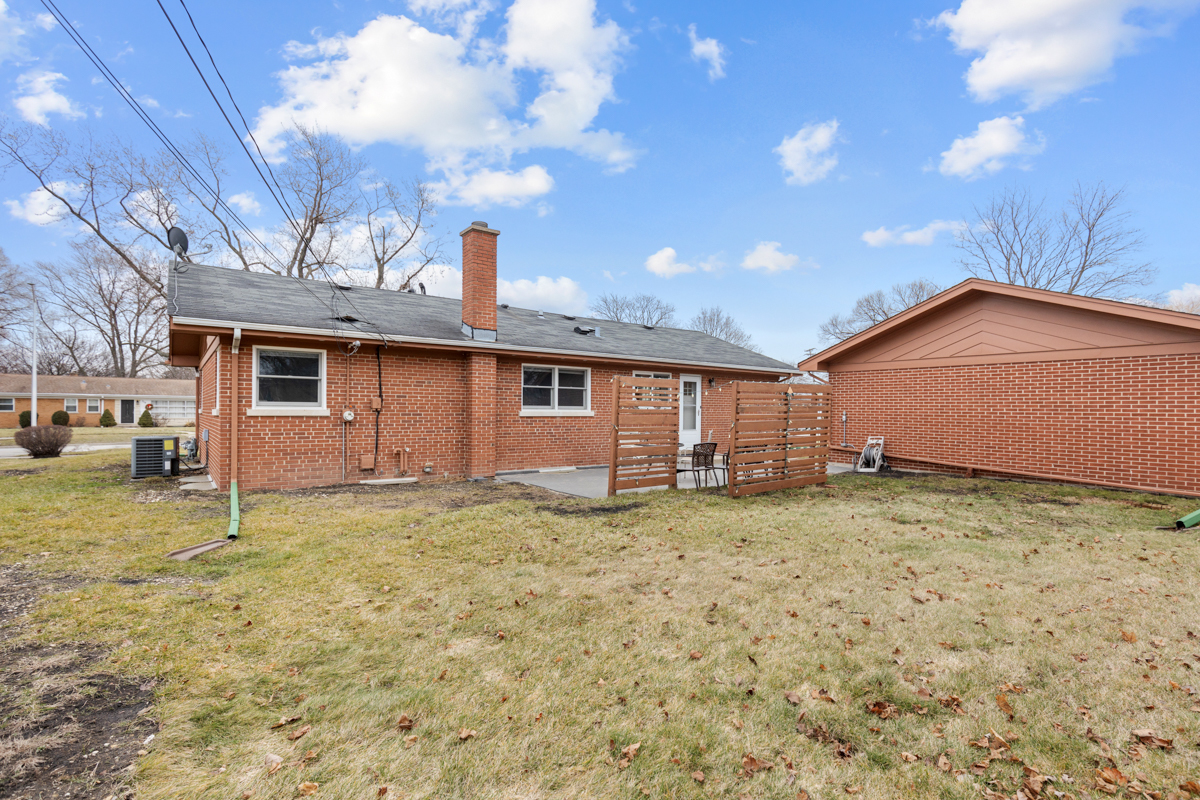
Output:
[
  {"xmin": 36, "ymin": 0, "xmax": 360, "ymax": 331},
  {"xmin": 157, "ymin": 0, "xmax": 392, "ymax": 345}
]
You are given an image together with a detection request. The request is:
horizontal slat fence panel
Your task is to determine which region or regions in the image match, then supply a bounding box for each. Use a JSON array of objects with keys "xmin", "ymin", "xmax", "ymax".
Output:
[
  {"xmin": 609, "ymin": 377, "xmax": 679, "ymax": 495},
  {"xmin": 728, "ymin": 382, "xmax": 830, "ymax": 498}
]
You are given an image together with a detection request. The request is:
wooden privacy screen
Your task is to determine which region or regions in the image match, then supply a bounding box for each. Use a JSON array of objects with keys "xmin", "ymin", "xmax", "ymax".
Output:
[
  {"xmin": 608, "ymin": 377, "xmax": 679, "ymax": 496},
  {"xmin": 728, "ymin": 382, "xmax": 830, "ymax": 497}
]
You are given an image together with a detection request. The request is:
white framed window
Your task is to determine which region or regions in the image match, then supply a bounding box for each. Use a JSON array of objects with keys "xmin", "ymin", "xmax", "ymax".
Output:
[
  {"xmin": 633, "ymin": 371, "xmax": 671, "ymax": 379},
  {"xmin": 0, "ymin": 398, "xmax": 13, "ymax": 412},
  {"xmin": 249, "ymin": 345, "xmax": 329, "ymax": 416},
  {"xmin": 64, "ymin": 398, "xmax": 78, "ymax": 413},
  {"xmin": 87, "ymin": 399, "xmax": 100, "ymax": 414},
  {"xmin": 520, "ymin": 365, "xmax": 592, "ymax": 416}
]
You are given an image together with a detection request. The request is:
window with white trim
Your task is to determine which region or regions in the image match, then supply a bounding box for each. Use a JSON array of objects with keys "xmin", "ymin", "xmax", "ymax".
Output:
[
  {"xmin": 633, "ymin": 371, "xmax": 671, "ymax": 379},
  {"xmin": 522, "ymin": 366, "xmax": 589, "ymax": 411},
  {"xmin": 0, "ymin": 398, "xmax": 13, "ymax": 412},
  {"xmin": 87, "ymin": 399, "xmax": 100, "ymax": 414},
  {"xmin": 254, "ymin": 347, "xmax": 325, "ymax": 408},
  {"xmin": 64, "ymin": 398, "xmax": 78, "ymax": 413}
]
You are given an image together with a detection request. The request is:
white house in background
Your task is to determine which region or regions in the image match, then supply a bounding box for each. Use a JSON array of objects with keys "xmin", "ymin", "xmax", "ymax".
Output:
[{"xmin": 0, "ymin": 374, "xmax": 196, "ymax": 428}]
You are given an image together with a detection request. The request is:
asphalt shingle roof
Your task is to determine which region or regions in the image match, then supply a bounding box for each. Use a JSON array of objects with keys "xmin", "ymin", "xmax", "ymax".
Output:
[
  {"xmin": 169, "ymin": 264, "xmax": 796, "ymax": 373},
  {"xmin": 0, "ymin": 374, "xmax": 194, "ymax": 397}
]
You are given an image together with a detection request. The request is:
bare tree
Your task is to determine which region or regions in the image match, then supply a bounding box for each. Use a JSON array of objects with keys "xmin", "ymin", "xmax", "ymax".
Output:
[
  {"xmin": 360, "ymin": 178, "xmax": 446, "ymax": 290},
  {"xmin": 819, "ymin": 278, "xmax": 942, "ymax": 343},
  {"xmin": 0, "ymin": 247, "xmax": 29, "ymax": 344},
  {"xmin": 688, "ymin": 306, "xmax": 759, "ymax": 351},
  {"xmin": 956, "ymin": 182, "xmax": 1154, "ymax": 297},
  {"xmin": 0, "ymin": 326, "xmax": 109, "ymax": 375},
  {"xmin": 37, "ymin": 244, "xmax": 167, "ymax": 377},
  {"xmin": 590, "ymin": 293, "xmax": 678, "ymax": 326}
]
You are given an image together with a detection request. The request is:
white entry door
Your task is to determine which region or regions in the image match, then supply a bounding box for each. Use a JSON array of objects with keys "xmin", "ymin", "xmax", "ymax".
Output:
[{"xmin": 679, "ymin": 375, "xmax": 701, "ymax": 447}]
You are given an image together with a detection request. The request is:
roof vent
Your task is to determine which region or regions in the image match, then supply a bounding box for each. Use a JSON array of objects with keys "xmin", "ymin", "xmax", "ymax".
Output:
[
  {"xmin": 537, "ymin": 310, "xmax": 545, "ymax": 319},
  {"xmin": 335, "ymin": 284, "xmax": 353, "ymax": 291},
  {"xmin": 643, "ymin": 324, "xmax": 655, "ymax": 330},
  {"xmin": 563, "ymin": 315, "xmax": 576, "ymax": 320},
  {"xmin": 574, "ymin": 325, "xmax": 597, "ymax": 336},
  {"xmin": 500, "ymin": 303, "xmax": 509, "ymax": 309},
  {"xmin": 334, "ymin": 315, "xmax": 359, "ymax": 323}
]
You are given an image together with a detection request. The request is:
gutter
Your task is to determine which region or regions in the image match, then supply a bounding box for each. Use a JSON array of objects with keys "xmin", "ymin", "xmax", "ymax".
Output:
[{"xmin": 169, "ymin": 317, "xmax": 801, "ymax": 375}]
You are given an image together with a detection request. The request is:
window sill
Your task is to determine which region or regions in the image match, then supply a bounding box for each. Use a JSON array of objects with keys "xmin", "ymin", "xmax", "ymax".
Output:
[
  {"xmin": 246, "ymin": 407, "xmax": 330, "ymax": 417},
  {"xmin": 519, "ymin": 409, "xmax": 594, "ymax": 417}
]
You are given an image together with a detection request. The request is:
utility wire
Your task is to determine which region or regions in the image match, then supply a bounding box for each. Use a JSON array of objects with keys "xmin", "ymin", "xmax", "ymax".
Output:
[
  {"xmin": 159, "ymin": 0, "xmax": 392, "ymax": 345},
  {"xmin": 37, "ymin": 0, "xmax": 363, "ymax": 332}
]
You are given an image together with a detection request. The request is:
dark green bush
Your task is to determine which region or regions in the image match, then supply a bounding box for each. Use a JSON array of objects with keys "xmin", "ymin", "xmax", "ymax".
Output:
[
  {"xmin": 51, "ymin": 410, "xmax": 69, "ymax": 426},
  {"xmin": 99, "ymin": 409, "xmax": 116, "ymax": 427},
  {"xmin": 18, "ymin": 410, "xmax": 31, "ymax": 428},
  {"xmin": 137, "ymin": 408, "xmax": 155, "ymax": 427},
  {"xmin": 14, "ymin": 424, "xmax": 73, "ymax": 458}
]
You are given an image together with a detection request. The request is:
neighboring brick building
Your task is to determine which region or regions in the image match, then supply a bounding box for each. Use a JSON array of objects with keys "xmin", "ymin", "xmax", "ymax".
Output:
[
  {"xmin": 0, "ymin": 374, "xmax": 195, "ymax": 428},
  {"xmin": 168, "ymin": 222, "xmax": 795, "ymax": 491},
  {"xmin": 798, "ymin": 279, "xmax": 1200, "ymax": 496}
]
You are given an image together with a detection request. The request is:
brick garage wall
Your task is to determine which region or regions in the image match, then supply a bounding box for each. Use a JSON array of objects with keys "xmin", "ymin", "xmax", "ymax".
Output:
[
  {"xmin": 828, "ymin": 353, "xmax": 1200, "ymax": 495},
  {"xmin": 197, "ymin": 346, "xmax": 226, "ymax": 489}
]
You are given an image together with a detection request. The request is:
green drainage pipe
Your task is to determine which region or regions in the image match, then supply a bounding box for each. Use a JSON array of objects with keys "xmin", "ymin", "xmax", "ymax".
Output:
[
  {"xmin": 1177, "ymin": 508, "xmax": 1200, "ymax": 530},
  {"xmin": 227, "ymin": 480, "xmax": 240, "ymax": 539}
]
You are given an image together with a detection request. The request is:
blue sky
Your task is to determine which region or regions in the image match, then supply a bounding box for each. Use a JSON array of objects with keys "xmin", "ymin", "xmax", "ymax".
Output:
[{"xmin": 2, "ymin": 0, "xmax": 1198, "ymax": 364}]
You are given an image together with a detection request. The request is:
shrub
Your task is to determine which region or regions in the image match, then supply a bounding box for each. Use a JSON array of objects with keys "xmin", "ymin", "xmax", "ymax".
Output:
[
  {"xmin": 51, "ymin": 410, "xmax": 69, "ymax": 426},
  {"xmin": 14, "ymin": 425, "xmax": 73, "ymax": 458},
  {"xmin": 137, "ymin": 408, "xmax": 155, "ymax": 427},
  {"xmin": 99, "ymin": 409, "xmax": 116, "ymax": 427},
  {"xmin": 151, "ymin": 413, "xmax": 168, "ymax": 427},
  {"xmin": 18, "ymin": 410, "xmax": 31, "ymax": 428},
  {"xmin": 72, "ymin": 416, "xmax": 87, "ymax": 427}
]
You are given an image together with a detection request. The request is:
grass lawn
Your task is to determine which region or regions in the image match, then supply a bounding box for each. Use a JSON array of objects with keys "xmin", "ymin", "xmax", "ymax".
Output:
[
  {"xmin": 0, "ymin": 426, "xmax": 193, "ymax": 445},
  {"xmin": 1, "ymin": 451, "xmax": 1199, "ymax": 800}
]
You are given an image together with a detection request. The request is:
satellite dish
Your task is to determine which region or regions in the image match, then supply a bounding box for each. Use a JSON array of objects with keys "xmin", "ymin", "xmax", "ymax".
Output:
[{"xmin": 167, "ymin": 226, "xmax": 189, "ymax": 255}]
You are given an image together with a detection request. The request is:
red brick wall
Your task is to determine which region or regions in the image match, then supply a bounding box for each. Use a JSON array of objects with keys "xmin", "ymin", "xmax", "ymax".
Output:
[
  {"xmin": 828, "ymin": 353, "xmax": 1200, "ymax": 495},
  {"xmin": 197, "ymin": 333, "xmax": 782, "ymax": 491}
]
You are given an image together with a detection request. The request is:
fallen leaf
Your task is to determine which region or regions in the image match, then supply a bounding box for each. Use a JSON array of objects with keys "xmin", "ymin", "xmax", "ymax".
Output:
[
  {"xmin": 396, "ymin": 714, "xmax": 415, "ymax": 731},
  {"xmin": 264, "ymin": 753, "xmax": 283, "ymax": 775},
  {"xmin": 223, "ymin": 691, "xmax": 236, "ymax": 700},
  {"xmin": 404, "ymin": 735, "xmax": 418, "ymax": 748},
  {"xmin": 689, "ymin": 650, "xmax": 703, "ymax": 660},
  {"xmin": 936, "ymin": 753, "xmax": 951, "ymax": 772},
  {"xmin": 377, "ymin": 788, "xmax": 388, "ymax": 798},
  {"xmin": 1180, "ymin": 780, "xmax": 1200, "ymax": 796},
  {"xmin": 271, "ymin": 715, "xmax": 302, "ymax": 729},
  {"xmin": 298, "ymin": 782, "xmax": 318, "ymax": 796},
  {"xmin": 845, "ymin": 786, "xmax": 860, "ymax": 794},
  {"xmin": 458, "ymin": 728, "xmax": 477, "ymax": 741},
  {"xmin": 1130, "ymin": 729, "xmax": 1173, "ymax": 750},
  {"xmin": 811, "ymin": 688, "xmax": 836, "ymax": 703},
  {"xmin": 996, "ymin": 694, "xmax": 1014, "ymax": 720},
  {"xmin": 866, "ymin": 700, "xmax": 899, "ymax": 720},
  {"xmin": 691, "ymin": 771, "xmax": 705, "ymax": 783},
  {"xmin": 900, "ymin": 751, "xmax": 919, "ymax": 763},
  {"xmin": 742, "ymin": 753, "xmax": 773, "ymax": 775},
  {"xmin": 1095, "ymin": 766, "xmax": 1128, "ymax": 794},
  {"xmin": 287, "ymin": 724, "xmax": 311, "ymax": 741},
  {"xmin": 1121, "ymin": 630, "xmax": 1137, "ymax": 643}
]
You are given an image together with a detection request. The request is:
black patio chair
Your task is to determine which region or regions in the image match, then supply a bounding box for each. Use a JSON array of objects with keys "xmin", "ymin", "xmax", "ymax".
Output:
[{"xmin": 677, "ymin": 442, "xmax": 719, "ymax": 488}]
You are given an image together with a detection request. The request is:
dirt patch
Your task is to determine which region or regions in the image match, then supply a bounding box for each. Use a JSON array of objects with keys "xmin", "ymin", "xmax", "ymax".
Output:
[
  {"xmin": 270, "ymin": 478, "xmax": 561, "ymax": 510},
  {"xmin": 0, "ymin": 643, "xmax": 154, "ymax": 800},
  {"xmin": 0, "ymin": 564, "xmax": 84, "ymax": 643},
  {"xmin": 537, "ymin": 500, "xmax": 646, "ymax": 517},
  {"xmin": 0, "ymin": 468, "xmax": 44, "ymax": 478}
]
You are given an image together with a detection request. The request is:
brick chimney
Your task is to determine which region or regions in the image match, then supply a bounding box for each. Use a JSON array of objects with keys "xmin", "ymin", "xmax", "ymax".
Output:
[{"xmin": 460, "ymin": 221, "xmax": 500, "ymax": 342}]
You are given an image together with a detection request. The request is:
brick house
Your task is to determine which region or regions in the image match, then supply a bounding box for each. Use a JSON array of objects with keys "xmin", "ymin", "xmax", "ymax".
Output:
[
  {"xmin": 0, "ymin": 374, "xmax": 196, "ymax": 428},
  {"xmin": 798, "ymin": 278, "xmax": 1200, "ymax": 496},
  {"xmin": 167, "ymin": 222, "xmax": 796, "ymax": 491}
]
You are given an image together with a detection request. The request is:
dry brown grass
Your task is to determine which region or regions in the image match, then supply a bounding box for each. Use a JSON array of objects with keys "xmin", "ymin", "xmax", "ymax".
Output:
[{"xmin": 2, "ymin": 451, "xmax": 1199, "ymax": 799}]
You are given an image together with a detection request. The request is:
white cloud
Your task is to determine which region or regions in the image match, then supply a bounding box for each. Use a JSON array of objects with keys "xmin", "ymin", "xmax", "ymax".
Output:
[
  {"xmin": 687, "ymin": 24, "xmax": 726, "ymax": 81},
  {"xmin": 938, "ymin": 115, "xmax": 1044, "ymax": 180},
  {"xmin": 861, "ymin": 219, "xmax": 966, "ymax": 246},
  {"xmin": 775, "ymin": 120, "xmax": 839, "ymax": 186},
  {"xmin": 253, "ymin": 0, "xmax": 633, "ymax": 210},
  {"xmin": 433, "ymin": 165, "xmax": 554, "ymax": 207},
  {"xmin": 34, "ymin": 12, "xmax": 56, "ymax": 30},
  {"xmin": 1167, "ymin": 282, "xmax": 1200, "ymax": 313},
  {"xmin": 645, "ymin": 247, "xmax": 695, "ymax": 278},
  {"xmin": 740, "ymin": 241, "xmax": 801, "ymax": 273},
  {"xmin": 498, "ymin": 275, "xmax": 588, "ymax": 314},
  {"xmin": 229, "ymin": 191, "xmax": 262, "ymax": 216},
  {"xmin": 13, "ymin": 70, "xmax": 85, "ymax": 126},
  {"xmin": 408, "ymin": 0, "xmax": 496, "ymax": 40},
  {"xmin": 934, "ymin": 0, "xmax": 1199, "ymax": 110},
  {"xmin": 5, "ymin": 182, "xmax": 75, "ymax": 225}
]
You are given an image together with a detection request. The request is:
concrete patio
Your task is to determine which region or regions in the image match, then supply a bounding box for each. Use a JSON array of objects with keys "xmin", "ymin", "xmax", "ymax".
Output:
[{"xmin": 498, "ymin": 461, "xmax": 853, "ymax": 499}]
